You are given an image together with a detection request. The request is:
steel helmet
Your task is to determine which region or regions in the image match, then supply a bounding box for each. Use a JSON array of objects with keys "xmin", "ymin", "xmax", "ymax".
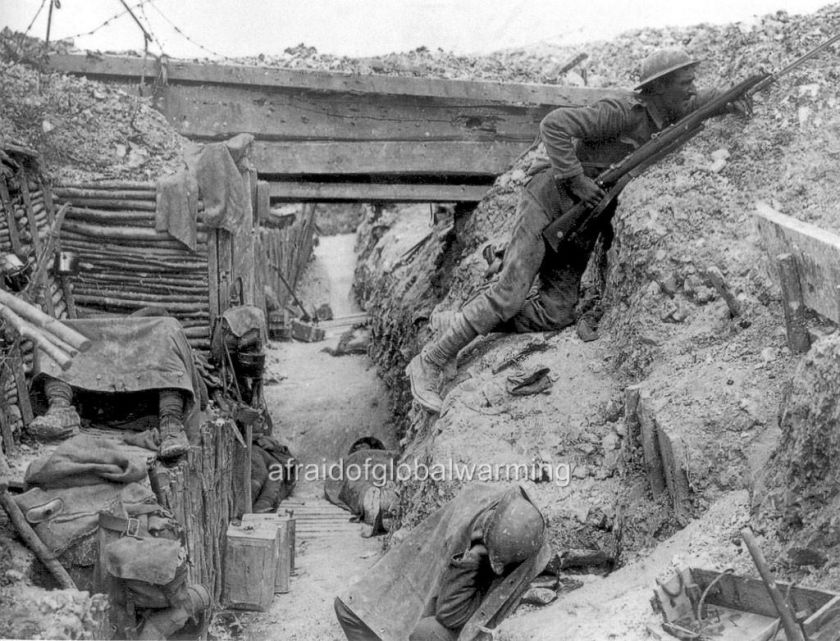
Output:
[
  {"xmin": 485, "ymin": 486, "xmax": 545, "ymax": 575},
  {"xmin": 635, "ymin": 48, "xmax": 700, "ymax": 91}
]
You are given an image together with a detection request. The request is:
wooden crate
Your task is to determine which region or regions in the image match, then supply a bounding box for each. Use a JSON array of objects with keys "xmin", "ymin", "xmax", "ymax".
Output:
[
  {"xmin": 223, "ymin": 523, "xmax": 277, "ymax": 610},
  {"xmin": 242, "ymin": 513, "xmax": 293, "ymax": 592},
  {"xmin": 290, "ymin": 319, "xmax": 325, "ymax": 343}
]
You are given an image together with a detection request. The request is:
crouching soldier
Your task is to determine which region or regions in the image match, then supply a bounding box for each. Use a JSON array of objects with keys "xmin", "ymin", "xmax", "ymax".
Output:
[
  {"xmin": 406, "ymin": 48, "xmax": 752, "ymax": 413},
  {"xmin": 334, "ymin": 484, "xmax": 549, "ymax": 641}
]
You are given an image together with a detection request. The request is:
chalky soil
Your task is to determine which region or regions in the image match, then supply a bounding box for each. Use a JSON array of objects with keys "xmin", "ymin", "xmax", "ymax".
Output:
[{"xmin": 237, "ymin": 233, "xmax": 395, "ymax": 641}]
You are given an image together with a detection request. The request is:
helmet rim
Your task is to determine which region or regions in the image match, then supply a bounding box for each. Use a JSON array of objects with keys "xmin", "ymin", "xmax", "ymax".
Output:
[{"xmin": 634, "ymin": 49, "xmax": 701, "ymax": 91}]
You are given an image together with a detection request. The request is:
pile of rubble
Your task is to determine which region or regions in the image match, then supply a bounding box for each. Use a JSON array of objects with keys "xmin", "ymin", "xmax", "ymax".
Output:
[
  {"xmin": 0, "ymin": 29, "xmax": 186, "ymax": 183},
  {"xmin": 355, "ymin": 0, "xmax": 840, "ymax": 597}
]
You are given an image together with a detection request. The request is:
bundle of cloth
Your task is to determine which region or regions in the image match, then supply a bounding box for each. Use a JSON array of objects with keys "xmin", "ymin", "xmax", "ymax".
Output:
[{"xmin": 14, "ymin": 434, "xmax": 210, "ymax": 639}]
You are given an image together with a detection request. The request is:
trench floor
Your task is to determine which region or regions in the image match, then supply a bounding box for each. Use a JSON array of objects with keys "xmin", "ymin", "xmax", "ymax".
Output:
[{"xmin": 236, "ymin": 233, "xmax": 393, "ymax": 641}]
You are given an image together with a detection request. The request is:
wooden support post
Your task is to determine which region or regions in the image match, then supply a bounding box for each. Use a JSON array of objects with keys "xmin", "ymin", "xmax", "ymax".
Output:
[
  {"xmin": 777, "ymin": 253, "xmax": 811, "ymax": 353},
  {"xmin": 0, "ymin": 448, "xmax": 9, "ymax": 491},
  {"xmin": 256, "ymin": 181, "xmax": 270, "ymax": 225},
  {"xmin": 0, "ymin": 361, "xmax": 15, "ymax": 456},
  {"xmin": 0, "ymin": 487, "xmax": 77, "ymax": 590},
  {"xmin": 19, "ymin": 172, "xmax": 43, "ymax": 261},
  {"xmin": 0, "ymin": 177, "xmax": 23, "ymax": 255},
  {"xmin": 636, "ymin": 389, "xmax": 666, "ymax": 497},
  {"xmin": 10, "ymin": 343, "xmax": 33, "ymax": 427},
  {"xmin": 244, "ymin": 422, "xmax": 253, "ymax": 514},
  {"xmin": 60, "ymin": 278, "xmax": 77, "ymax": 319},
  {"xmin": 741, "ymin": 528, "xmax": 805, "ymax": 641},
  {"xmin": 705, "ymin": 266, "xmax": 741, "ymax": 317},
  {"xmin": 41, "ymin": 180, "xmax": 56, "ymax": 226}
]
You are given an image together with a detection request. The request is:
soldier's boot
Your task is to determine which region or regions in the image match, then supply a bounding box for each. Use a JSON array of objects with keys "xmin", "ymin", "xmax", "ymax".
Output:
[
  {"xmin": 137, "ymin": 584, "xmax": 211, "ymax": 640},
  {"xmin": 157, "ymin": 390, "xmax": 189, "ymax": 462},
  {"xmin": 28, "ymin": 379, "xmax": 80, "ymax": 441},
  {"xmin": 429, "ymin": 309, "xmax": 457, "ymax": 335},
  {"xmin": 406, "ymin": 312, "xmax": 477, "ymax": 414}
]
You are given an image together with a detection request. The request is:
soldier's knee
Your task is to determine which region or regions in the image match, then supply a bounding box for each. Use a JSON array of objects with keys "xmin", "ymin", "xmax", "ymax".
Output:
[{"xmin": 409, "ymin": 617, "xmax": 457, "ymax": 641}]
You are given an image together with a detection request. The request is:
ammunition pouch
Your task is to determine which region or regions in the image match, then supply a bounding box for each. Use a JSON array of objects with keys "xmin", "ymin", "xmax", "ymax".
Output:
[{"xmin": 95, "ymin": 501, "xmax": 189, "ymax": 627}]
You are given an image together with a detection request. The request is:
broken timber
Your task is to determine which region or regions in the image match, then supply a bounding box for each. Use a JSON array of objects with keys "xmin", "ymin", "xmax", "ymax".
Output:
[
  {"xmin": 48, "ymin": 54, "xmax": 624, "ymax": 203},
  {"xmin": 625, "ymin": 385, "xmax": 692, "ymax": 525},
  {"xmin": 755, "ymin": 201, "xmax": 840, "ymax": 349}
]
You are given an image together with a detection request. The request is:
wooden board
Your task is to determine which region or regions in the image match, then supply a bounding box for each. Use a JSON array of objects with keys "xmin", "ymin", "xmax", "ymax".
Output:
[
  {"xmin": 158, "ymin": 84, "xmax": 553, "ymax": 142},
  {"xmin": 693, "ymin": 568, "xmax": 836, "ymax": 619},
  {"xmin": 46, "ymin": 54, "xmax": 624, "ymax": 185},
  {"xmin": 241, "ymin": 514, "xmax": 292, "ymax": 592},
  {"xmin": 0, "ymin": 177, "xmax": 23, "ymax": 255},
  {"xmin": 223, "ymin": 523, "xmax": 277, "ymax": 611},
  {"xmin": 755, "ymin": 201, "xmax": 840, "ymax": 323},
  {"xmin": 232, "ymin": 169, "xmax": 256, "ymax": 306},
  {"xmin": 48, "ymin": 53, "xmax": 623, "ymax": 105},
  {"xmin": 635, "ymin": 387, "xmax": 666, "ymax": 497},
  {"xmin": 268, "ymin": 181, "xmax": 489, "ymax": 203},
  {"xmin": 655, "ymin": 418, "xmax": 692, "ymax": 526},
  {"xmin": 251, "ymin": 140, "xmax": 526, "ymax": 175}
]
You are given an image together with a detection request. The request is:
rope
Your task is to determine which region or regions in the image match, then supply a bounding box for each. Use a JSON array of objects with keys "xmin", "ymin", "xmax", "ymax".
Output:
[{"xmin": 697, "ymin": 568, "xmax": 734, "ymax": 624}]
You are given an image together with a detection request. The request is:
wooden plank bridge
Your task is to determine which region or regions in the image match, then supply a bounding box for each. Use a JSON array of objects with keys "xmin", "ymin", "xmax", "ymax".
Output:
[{"xmin": 49, "ymin": 54, "xmax": 621, "ymax": 203}]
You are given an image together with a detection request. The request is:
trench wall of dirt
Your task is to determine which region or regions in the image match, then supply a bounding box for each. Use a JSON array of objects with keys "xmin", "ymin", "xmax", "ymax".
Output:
[{"xmin": 354, "ymin": 5, "xmax": 840, "ymax": 568}]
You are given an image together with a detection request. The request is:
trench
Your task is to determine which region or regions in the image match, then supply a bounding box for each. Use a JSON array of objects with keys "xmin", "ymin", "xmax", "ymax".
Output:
[{"xmin": 240, "ymin": 229, "xmax": 397, "ymax": 641}]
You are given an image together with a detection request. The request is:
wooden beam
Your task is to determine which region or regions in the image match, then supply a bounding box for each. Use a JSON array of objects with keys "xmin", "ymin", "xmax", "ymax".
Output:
[
  {"xmin": 777, "ymin": 253, "xmax": 811, "ymax": 353},
  {"xmin": 48, "ymin": 53, "xmax": 625, "ymax": 105},
  {"xmin": 158, "ymin": 84, "xmax": 551, "ymax": 142},
  {"xmin": 755, "ymin": 201, "xmax": 840, "ymax": 324},
  {"xmin": 268, "ymin": 181, "xmax": 489, "ymax": 203},
  {"xmin": 692, "ymin": 568, "xmax": 835, "ymax": 621},
  {"xmin": 252, "ymin": 140, "xmax": 524, "ymax": 175}
]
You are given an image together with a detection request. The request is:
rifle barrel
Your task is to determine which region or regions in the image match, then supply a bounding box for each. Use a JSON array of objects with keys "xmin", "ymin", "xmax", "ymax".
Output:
[{"xmin": 750, "ymin": 31, "xmax": 840, "ymax": 95}]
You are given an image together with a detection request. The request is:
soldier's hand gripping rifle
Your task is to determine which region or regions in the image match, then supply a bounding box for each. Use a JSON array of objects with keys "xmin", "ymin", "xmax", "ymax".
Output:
[{"xmin": 542, "ymin": 32, "xmax": 840, "ymax": 254}]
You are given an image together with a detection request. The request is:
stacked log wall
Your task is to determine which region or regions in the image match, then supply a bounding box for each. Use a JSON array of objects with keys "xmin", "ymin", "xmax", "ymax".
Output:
[{"xmin": 53, "ymin": 182, "xmax": 213, "ymax": 352}]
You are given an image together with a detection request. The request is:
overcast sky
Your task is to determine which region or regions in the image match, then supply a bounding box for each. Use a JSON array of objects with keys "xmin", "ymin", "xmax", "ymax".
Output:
[{"xmin": 2, "ymin": 0, "xmax": 834, "ymax": 59}]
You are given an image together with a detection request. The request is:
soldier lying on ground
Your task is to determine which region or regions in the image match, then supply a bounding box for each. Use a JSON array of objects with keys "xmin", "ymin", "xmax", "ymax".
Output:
[
  {"xmin": 407, "ymin": 48, "xmax": 752, "ymax": 413},
  {"xmin": 334, "ymin": 484, "xmax": 549, "ymax": 641},
  {"xmin": 324, "ymin": 438, "xmax": 398, "ymax": 536},
  {"xmin": 28, "ymin": 314, "xmax": 204, "ymax": 461}
]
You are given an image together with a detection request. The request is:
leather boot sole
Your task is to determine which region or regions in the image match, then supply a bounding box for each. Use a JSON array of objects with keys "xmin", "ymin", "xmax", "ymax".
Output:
[{"xmin": 406, "ymin": 356, "xmax": 442, "ymax": 414}]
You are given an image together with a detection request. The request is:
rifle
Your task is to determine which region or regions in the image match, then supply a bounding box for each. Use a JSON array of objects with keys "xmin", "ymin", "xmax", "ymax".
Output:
[{"xmin": 542, "ymin": 32, "xmax": 840, "ymax": 253}]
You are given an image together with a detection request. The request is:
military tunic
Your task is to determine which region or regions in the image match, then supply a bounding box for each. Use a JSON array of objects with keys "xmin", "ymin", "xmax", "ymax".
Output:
[{"xmin": 461, "ymin": 89, "xmax": 721, "ymax": 335}]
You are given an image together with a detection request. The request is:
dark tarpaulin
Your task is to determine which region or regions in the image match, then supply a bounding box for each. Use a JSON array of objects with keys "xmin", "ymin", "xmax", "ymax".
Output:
[
  {"xmin": 34, "ymin": 316, "xmax": 200, "ymax": 414},
  {"xmin": 338, "ymin": 484, "xmax": 551, "ymax": 641}
]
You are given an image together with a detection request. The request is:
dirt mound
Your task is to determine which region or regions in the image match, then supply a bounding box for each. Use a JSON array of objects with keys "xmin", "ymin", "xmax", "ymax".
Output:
[
  {"xmin": 355, "ymin": 0, "xmax": 840, "ymax": 600},
  {"xmin": 0, "ymin": 31, "xmax": 186, "ymax": 183},
  {"xmin": 0, "ymin": 584, "xmax": 107, "ymax": 640},
  {"xmin": 749, "ymin": 334, "xmax": 840, "ymax": 587}
]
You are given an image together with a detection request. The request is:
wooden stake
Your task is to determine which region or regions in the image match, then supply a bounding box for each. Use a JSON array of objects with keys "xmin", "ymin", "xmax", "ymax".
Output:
[
  {"xmin": 0, "ymin": 487, "xmax": 77, "ymax": 590},
  {"xmin": 9, "ymin": 343, "xmax": 33, "ymax": 426},
  {"xmin": 0, "ymin": 177, "xmax": 23, "ymax": 255},
  {"xmin": 705, "ymin": 266, "xmax": 741, "ymax": 318},
  {"xmin": 0, "ymin": 361, "xmax": 15, "ymax": 457},
  {"xmin": 777, "ymin": 253, "xmax": 811, "ymax": 353},
  {"xmin": 741, "ymin": 528, "xmax": 805, "ymax": 641}
]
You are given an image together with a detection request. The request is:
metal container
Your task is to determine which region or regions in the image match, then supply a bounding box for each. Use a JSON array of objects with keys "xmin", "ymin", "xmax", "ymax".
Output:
[{"xmin": 53, "ymin": 251, "xmax": 80, "ymax": 275}]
